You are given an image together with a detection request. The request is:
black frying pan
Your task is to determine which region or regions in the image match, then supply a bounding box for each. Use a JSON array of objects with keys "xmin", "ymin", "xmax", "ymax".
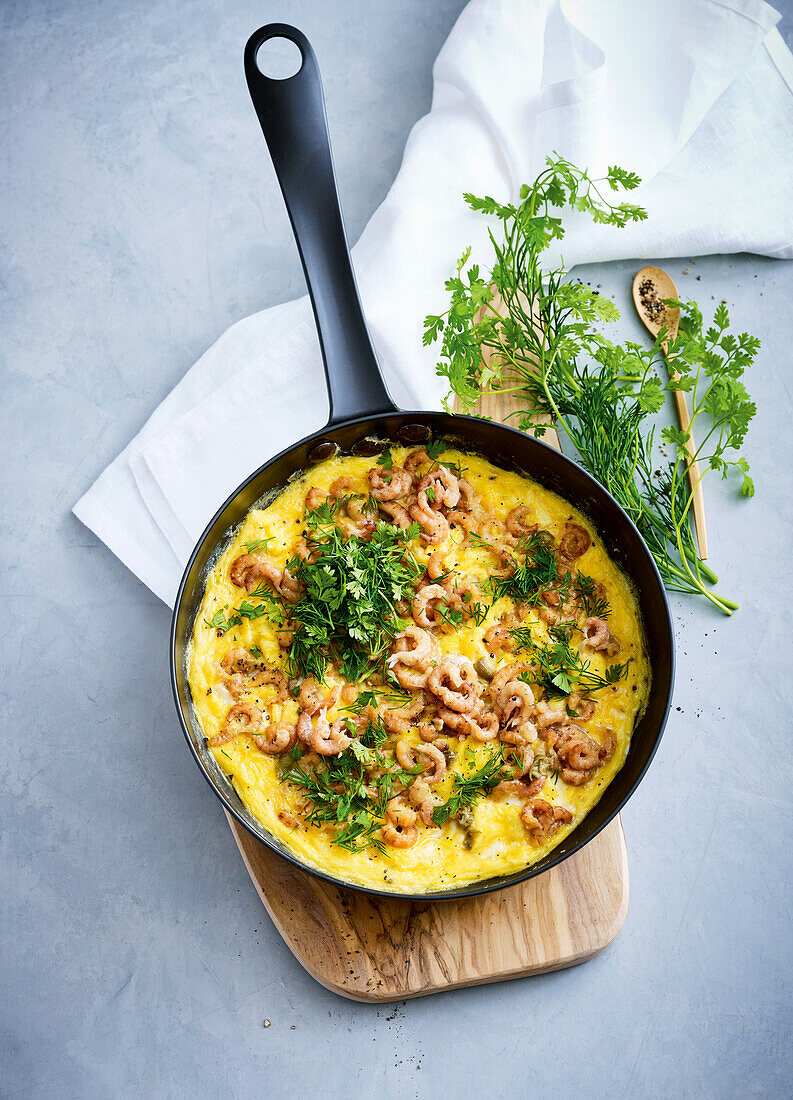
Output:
[{"xmin": 170, "ymin": 23, "xmax": 674, "ymax": 901}]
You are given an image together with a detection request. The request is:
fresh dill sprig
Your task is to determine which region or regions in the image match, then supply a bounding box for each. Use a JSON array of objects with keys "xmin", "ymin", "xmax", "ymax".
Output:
[
  {"xmin": 243, "ymin": 537, "xmax": 273, "ymax": 553},
  {"xmin": 342, "ymin": 687, "xmax": 414, "ymax": 714},
  {"xmin": 574, "ymin": 573, "xmax": 611, "ymax": 619},
  {"xmin": 467, "ymin": 531, "xmax": 493, "ymax": 550},
  {"xmin": 487, "ymin": 532, "xmax": 572, "ymax": 611}
]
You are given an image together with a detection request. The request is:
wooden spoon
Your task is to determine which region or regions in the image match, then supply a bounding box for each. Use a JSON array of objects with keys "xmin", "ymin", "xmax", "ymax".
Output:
[{"xmin": 632, "ymin": 265, "xmax": 708, "ymax": 560}]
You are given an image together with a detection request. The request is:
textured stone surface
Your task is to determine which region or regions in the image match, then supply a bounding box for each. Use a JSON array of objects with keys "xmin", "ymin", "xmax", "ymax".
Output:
[{"xmin": 2, "ymin": 1, "xmax": 792, "ymax": 1097}]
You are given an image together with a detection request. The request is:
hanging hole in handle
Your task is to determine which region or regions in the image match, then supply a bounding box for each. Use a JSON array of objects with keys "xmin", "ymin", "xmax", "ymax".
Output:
[{"xmin": 254, "ymin": 36, "xmax": 303, "ymax": 80}]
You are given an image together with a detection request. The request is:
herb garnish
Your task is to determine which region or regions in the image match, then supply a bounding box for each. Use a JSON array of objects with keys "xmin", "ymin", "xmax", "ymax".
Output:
[
  {"xmin": 282, "ymin": 740, "xmax": 419, "ymax": 852},
  {"xmin": 432, "ymin": 747, "xmax": 511, "ymax": 826},
  {"xmin": 342, "ymin": 687, "xmax": 414, "ymax": 714},
  {"xmin": 426, "ymin": 154, "xmax": 758, "ymax": 614},
  {"xmin": 243, "ymin": 537, "xmax": 273, "ymax": 553},
  {"xmin": 285, "ymin": 517, "xmax": 423, "ymax": 682},
  {"xmin": 488, "ymin": 532, "xmax": 565, "ymax": 605},
  {"xmin": 204, "ymin": 606, "xmax": 241, "ymax": 633},
  {"xmin": 574, "ymin": 574, "xmax": 611, "ymax": 619},
  {"xmin": 511, "ymin": 626, "xmax": 628, "ymax": 696}
]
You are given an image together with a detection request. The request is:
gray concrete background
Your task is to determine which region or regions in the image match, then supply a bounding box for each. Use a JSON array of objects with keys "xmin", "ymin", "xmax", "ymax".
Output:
[{"xmin": 2, "ymin": 1, "xmax": 793, "ymax": 1097}]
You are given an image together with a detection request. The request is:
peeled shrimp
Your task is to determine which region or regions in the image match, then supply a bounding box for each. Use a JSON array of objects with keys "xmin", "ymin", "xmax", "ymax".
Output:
[
  {"xmin": 368, "ymin": 465, "xmax": 413, "ymax": 501},
  {"xmin": 505, "ymin": 505, "xmax": 537, "ymax": 538},
  {"xmin": 253, "ymin": 723, "xmax": 296, "ymax": 755},
  {"xmin": 559, "ymin": 522, "xmax": 591, "ymax": 561},
  {"xmin": 411, "ymin": 583, "xmax": 447, "ymax": 629},
  {"xmin": 582, "ymin": 617, "xmax": 621, "ymax": 657},
  {"xmin": 427, "ymin": 655, "xmax": 479, "ymax": 713},
  {"xmin": 210, "ymin": 702, "xmax": 263, "ymax": 746}
]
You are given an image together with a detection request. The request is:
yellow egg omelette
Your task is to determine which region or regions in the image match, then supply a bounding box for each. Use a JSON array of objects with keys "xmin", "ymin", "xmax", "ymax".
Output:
[{"xmin": 187, "ymin": 444, "xmax": 650, "ymax": 893}]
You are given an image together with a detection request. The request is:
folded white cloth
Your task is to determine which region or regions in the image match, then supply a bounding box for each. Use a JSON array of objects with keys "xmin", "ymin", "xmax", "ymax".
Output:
[{"xmin": 74, "ymin": 0, "xmax": 793, "ymax": 606}]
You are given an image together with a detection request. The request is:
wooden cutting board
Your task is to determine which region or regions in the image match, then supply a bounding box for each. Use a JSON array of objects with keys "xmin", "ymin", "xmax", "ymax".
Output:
[{"xmin": 224, "ymin": 383, "xmax": 629, "ymax": 1001}]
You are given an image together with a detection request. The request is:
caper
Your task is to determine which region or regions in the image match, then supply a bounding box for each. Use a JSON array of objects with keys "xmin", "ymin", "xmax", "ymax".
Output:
[
  {"xmin": 529, "ymin": 754, "xmax": 552, "ymax": 781},
  {"xmin": 456, "ymin": 804, "xmax": 475, "ymax": 830},
  {"xmin": 475, "ymin": 656, "xmax": 496, "ymax": 681}
]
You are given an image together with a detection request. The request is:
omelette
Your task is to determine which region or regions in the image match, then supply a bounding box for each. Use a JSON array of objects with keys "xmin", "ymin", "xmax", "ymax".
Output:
[{"xmin": 187, "ymin": 445, "xmax": 650, "ymax": 893}]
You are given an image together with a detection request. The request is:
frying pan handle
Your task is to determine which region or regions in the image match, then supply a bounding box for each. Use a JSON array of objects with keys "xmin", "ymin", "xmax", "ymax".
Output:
[{"xmin": 244, "ymin": 25, "xmax": 397, "ymax": 426}]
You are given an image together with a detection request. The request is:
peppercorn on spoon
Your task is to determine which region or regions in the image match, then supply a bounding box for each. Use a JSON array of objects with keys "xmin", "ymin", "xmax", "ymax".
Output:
[{"xmin": 632, "ymin": 266, "xmax": 708, "ymax": 560}]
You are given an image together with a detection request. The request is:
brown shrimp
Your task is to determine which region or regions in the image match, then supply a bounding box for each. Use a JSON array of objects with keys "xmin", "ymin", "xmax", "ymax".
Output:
[
  {"xmin": 386, "ymin": 795, "xmax": 418, "ymax": 828},
  {"xmin": 210, "ymin": 702, "xmax": 263, "ymax": 746},
  {"xmin": 298, "ymin": 678, "xmax": 324, "ymax": 714},
  {"xmin": 426, "ymin": 550, "xmax": 450, "ymax": 581},
  {"xmin": 404, "ymin": 448, "xmax": 432, "ymax": 475},
  {"xmin": 382, "ymin": 795, "xmax": 419, "ymax": 847},
  {"xmin": 559, "ymin": 522, "xmax": 591, "ymax": 561},
  {"xmin": 407, "ymin": 778, "xmax": 441, "ymax": 826},
  {"xmin": 388, "ymin": 624, "xmax": 440, "ymax": 690},
  {"xmin": 505, "ymin": 505, "xmax": 537, "ymax": 538},
  {"xmin": 296, "ymin": 711, "xmax": 351, "ymax": 756},
  {"xmin": 228, "ymin": 553, "xmax": 275, "ymax": 594},
  {"xmin": 489, "ymin": 662, "xmax": 533, "ymax": 713},
  {"xmin": 483, "ymin": 615, "xmax": 518, "ymax": 654},
  {"xmin": 439, "ymin": 705, "xmax": 499, "ymax": 742},
  {"xmin": 378, "ymin": 499, "xmax": 412, "ymax": 529},
  {"xmin": 416, "ymin": 742, "xmax": 446, "ymax": 784},
  {"xmin": 253, "ymin": 723, "xmax": 296, "ymax": 755},
  {"xmin": 503, "ymin": 746, "xmax": 535, "ymax": 778},
  {"xmin": 368, "ymin": 465, "xmax": 413, "ymax": 501},
  {"xmin": 441, "ymin": 574, "xmax": 480, "ymax": 616},
  {"xmin": 220, "ymin": 647, "xmax": 258, "ymax": 676},
  {"xmin": 534, "ymin": 699, "xmax": 568, "ymax": 730},
  {"xmin": 566, "ymin": 693, "xmax": 595, "ymax": 722},
  {"xmin": 582, "ymin": 617, "xmax": 621, "ymax": 657},
  {"xmin": 491, "ymin": 779, "xmax": 530, "ymax": 801},
  {"xmin": 411, "ymin": 583, "xmax": 447, "ymax": 629},
  {"xmin": 427, "ymin": 655, "xmax": 479, "ymax": 713},
  {"xmin": 456, "ymin": 479, "xmax": 478, "ymax": 512},
  {"xmin": 382, "ymin": 822, "xmax": 419, "ymax": 848},
  {"xmin": 446, "ymin": 509, "xmax": 478, "ymax": 541},
  {"xmin": 521, "ymin": 797, "xmax": 573, "ymax": 839},
  {"xmin": 417, "ymin": 465, "xmax": 460, "ymax": 510},
  {"xmin": 379, "ymin": 693, "xmax": 425, "ymax": 735},
  {"xmin": 305, "ymin": 486, "xmax": 327, "ymax": 511},
  {"xmin": 409, "ymin": 497, "xmax": 449, "ymax": 545},
  {"xmin": 550, "ymin": 723, "xmax": 613, "ymax": 785}
]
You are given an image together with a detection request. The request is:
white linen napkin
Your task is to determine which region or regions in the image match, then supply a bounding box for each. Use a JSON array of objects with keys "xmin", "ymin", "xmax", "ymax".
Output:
[{"xmin": 74, "ymin": 0, "xmax": 793, "ymax": 606}]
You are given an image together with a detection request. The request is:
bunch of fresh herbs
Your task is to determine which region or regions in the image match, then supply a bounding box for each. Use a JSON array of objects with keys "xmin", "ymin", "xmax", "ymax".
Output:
[
  {"xmin": 243, "ymin": 509, "xmax": 424, "ymax": 684},
  {"xmin": 281, "ymin": 727, "xmax": 419, "ymax": 852},
  {"xmin": 424, "ymin": 154, "xmax": 758, "ymax": 614}
]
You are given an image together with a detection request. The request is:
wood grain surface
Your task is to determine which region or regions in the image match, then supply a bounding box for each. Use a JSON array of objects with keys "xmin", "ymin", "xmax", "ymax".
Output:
[
  {"xmin": 226, "ymin": 810, "xmax": 627, "ymax": 1001},
  {"xmin": 222, "ymin": 371, "xmax": 629, "ymax": 1001}
]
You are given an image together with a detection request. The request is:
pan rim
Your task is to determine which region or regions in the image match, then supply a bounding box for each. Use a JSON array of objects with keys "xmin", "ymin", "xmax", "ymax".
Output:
[{"xmin": 170, "ymin": 408, "xmax": 675, "ymax": 902}]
